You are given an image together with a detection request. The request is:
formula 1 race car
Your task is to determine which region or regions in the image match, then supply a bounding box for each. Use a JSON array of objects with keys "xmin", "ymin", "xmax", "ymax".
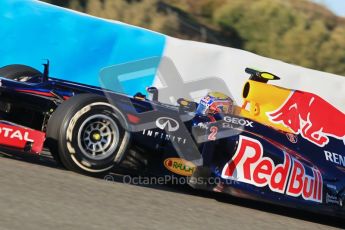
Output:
[{"xmin": 0, "ymin": 63, "xmax": 344, "ymax": 218}]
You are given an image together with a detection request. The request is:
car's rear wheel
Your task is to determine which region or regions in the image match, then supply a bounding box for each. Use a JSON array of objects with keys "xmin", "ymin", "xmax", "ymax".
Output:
[
  {"xmin": 46, "ymin": 94, "xmax": 130, "ymax": 175},
  {"xmin": 0, "ymin": 64, "xmax": 42, "ymax": 82}
]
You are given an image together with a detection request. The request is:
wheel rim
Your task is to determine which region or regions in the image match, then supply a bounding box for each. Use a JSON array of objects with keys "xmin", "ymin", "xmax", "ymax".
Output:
[{"xmin": 77, "ymin": 114, "xmax": 119, "ymax": 160}]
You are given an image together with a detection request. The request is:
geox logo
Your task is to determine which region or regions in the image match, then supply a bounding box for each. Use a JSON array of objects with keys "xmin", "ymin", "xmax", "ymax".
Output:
[{"xmin": 223, "ymin": 116, "xmax": 254, "ymax": 128}]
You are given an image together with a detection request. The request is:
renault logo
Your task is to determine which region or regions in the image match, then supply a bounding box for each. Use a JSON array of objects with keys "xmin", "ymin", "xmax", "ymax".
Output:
[{"xmin": 156, "ymin": 117, "xmax": 179, "ymax": 132}]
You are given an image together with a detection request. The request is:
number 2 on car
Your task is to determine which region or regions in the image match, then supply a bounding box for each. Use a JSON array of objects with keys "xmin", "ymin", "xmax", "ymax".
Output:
[{"xmin": 208, "ymin": 126, "xmax": 218, "ymax": 141}]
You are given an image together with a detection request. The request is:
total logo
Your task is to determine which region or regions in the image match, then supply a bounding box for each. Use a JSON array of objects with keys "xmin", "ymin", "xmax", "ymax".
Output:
[
  {"xmin": 164, "ymin": 158, "xmax": 196, "ymax": 176},
  {"xmin": 0, "ymin": 126, "xmax": 34, "ymax": 142},
  {"xmin": 222, "ymin": 135, "xmax": 323, "ymax": 203},
  {"xmin": 223, "ymin": 116, "xmax": 254, "ymax": 128}
]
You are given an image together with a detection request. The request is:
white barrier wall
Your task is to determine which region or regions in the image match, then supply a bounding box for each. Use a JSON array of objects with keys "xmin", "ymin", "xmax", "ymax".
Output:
[{"xmin": 162, "ymin": 37, "xmax": 345, "ymax": 112}]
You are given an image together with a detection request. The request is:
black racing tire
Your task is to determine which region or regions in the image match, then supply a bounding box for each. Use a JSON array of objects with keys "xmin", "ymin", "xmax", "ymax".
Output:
[
  {"xmin": 0, "ymin": 64, "xmax": 42, "ymax": 81},
  {"xmin": 46, "ymin": 94, "xmax": 131, "ymax": 175}
]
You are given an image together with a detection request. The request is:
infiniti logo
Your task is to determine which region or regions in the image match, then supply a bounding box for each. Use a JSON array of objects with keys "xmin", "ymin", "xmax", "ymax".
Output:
[{"xmin": 155, "ymin": 117, "xmax": 179, "ymax": 132}]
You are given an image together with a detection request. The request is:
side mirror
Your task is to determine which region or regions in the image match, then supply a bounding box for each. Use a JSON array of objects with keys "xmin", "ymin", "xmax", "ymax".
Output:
[{"xmin": 146, "ymin": 87, "xmax": 158, "ymax": 101}]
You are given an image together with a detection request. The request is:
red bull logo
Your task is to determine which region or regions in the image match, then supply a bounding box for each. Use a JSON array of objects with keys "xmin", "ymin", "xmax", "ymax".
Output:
[
  {"xmin": 267, "ymin": 91, "xmax": 345, "ymax": 147},
  {"xmin": 222, "ymin": 136, "xmax": 323, "ymax": 203}
]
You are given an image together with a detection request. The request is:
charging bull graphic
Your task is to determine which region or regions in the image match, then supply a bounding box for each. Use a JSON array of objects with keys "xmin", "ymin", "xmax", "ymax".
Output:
[{"xmin": 267, "ymin": 91, "xmax": 345, "ymax": 147}]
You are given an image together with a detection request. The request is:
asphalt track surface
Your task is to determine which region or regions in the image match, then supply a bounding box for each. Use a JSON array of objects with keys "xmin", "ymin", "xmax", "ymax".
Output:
[{"xmin": 1, "ymin": 151, "xmax": 344, "ymax": 230}]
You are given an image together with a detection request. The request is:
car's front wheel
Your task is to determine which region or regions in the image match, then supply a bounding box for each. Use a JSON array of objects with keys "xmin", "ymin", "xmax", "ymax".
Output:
[
  {"xmin": 46, "ymin": 94, "xmax": 130, "ymax": 175},
  {"xmin": 0, "ymin": 64, "xmax": 42, "ymax": 82}
]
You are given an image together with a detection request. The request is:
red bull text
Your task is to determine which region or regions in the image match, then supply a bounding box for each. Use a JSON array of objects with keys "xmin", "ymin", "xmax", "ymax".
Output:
[{"xmin": 222, "ymin": 136, "xmax": 323, "ymax": 203}]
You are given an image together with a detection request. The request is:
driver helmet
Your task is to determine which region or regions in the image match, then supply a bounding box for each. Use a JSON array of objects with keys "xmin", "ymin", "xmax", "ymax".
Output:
[{"xmin": 196, "ymin": 92, "xmax": 233, "ymax": 116}]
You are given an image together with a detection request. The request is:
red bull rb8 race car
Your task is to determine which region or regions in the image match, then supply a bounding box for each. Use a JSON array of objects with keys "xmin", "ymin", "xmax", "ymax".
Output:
[{"xmin": 0, "ymin": 63, "xmax": 344, "ymax": 218}]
